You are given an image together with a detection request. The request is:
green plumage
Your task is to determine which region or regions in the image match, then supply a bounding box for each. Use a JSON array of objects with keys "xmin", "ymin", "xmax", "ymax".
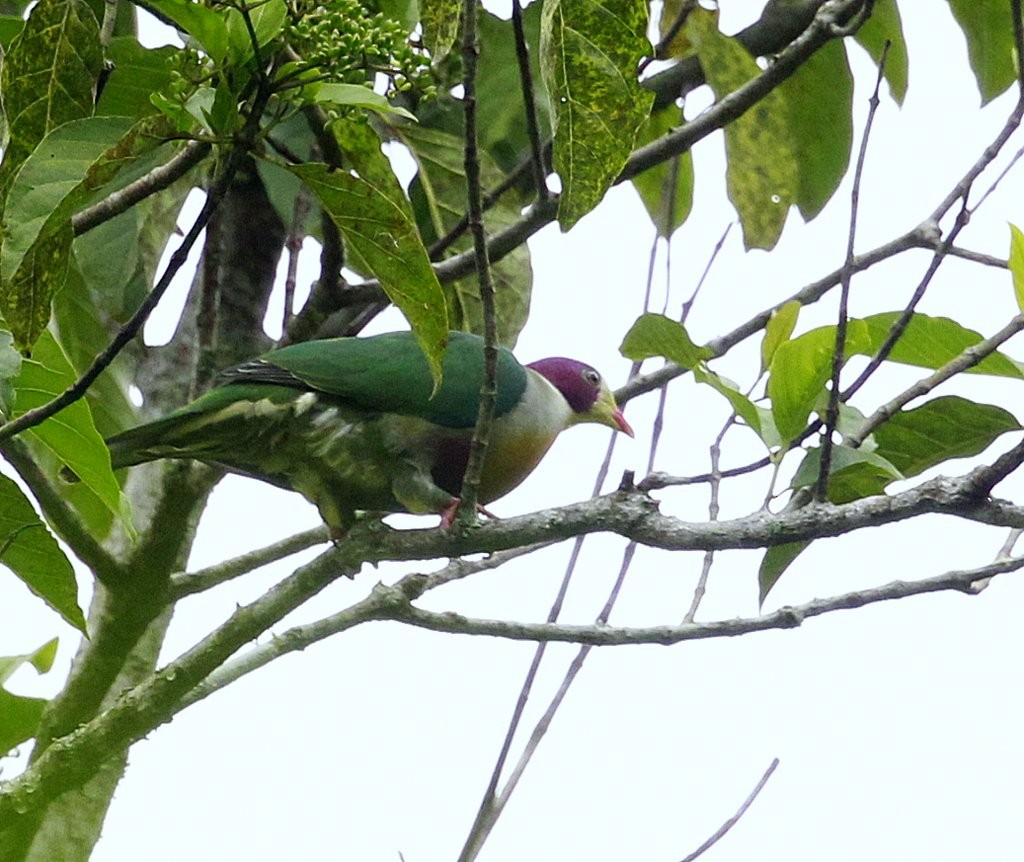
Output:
[{"xmin": 105, "ymin": 332, "xmax": 535, "ymax": 533}]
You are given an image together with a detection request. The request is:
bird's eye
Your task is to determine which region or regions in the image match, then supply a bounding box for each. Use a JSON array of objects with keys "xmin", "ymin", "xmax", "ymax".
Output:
[{"xmin": 582, "ymin": 369, "xmax": 601, "ymax": 387}]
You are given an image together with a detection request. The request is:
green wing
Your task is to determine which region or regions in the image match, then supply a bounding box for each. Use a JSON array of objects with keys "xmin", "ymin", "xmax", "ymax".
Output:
[{"xmin": 225, "ymin": 330, "xmax": 528, "ymax": 428}]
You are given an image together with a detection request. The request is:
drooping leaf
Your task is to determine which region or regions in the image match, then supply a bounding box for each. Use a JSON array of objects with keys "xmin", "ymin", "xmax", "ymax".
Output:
[
  {"xmin": 0, "ymin": 637, "xmax": 59, "ymax": 756},
  {"xmin": 0, "ymin": 471, "xmax": 85, "ymax": 631},
  {"xmin": 853, "ymin": 0, "xmax": 908, "ymax": 105},
  {"xmin": 945, "ymin": 0, "xmax": 1016, "ymax": 104},
  {"xmin": 287, "ymin": 162, "xmax": 449, "ymax": 386},
  {"xmin": 693, "ymin": 365, "xmax": 763, "ymax": 439},
  {"xmin": 872, "ymin": 396, "xmax": 1022, "ymax": 479},
  {"xmin": 631, "ymin": 104, "xmax": 694, "ymax": 237},
  {"xmin": 0, "ymin": 0, "xmax": 103, "ymax": 200},
  {"xmin": 619, "ymin": 312, "xmax": 712, "ymax": 369},
  {"xmin": 3, "ymin": 226, "xmax": 72, "ymax": 352},
  {"xmin": 421, "ymin": 0, "xmax": 461, "ymax": 64},
  {"xmin": 780, "ymin": 39, "xmax": 853, "ymax": 220},
  {"xmin": 401, "ymin": 124, "xmax": 532, "ymax": 346},
  {"xmin": 540, "ymin": 0, "xmax": 653, "ymax": 230},
  {"xmin": 761, "ymin": 300, "xmax": 800, "ymax": 374},
  {"xmin": 14, "ymin": 329, "xmax": 133, "ymax": 536},
  {"xmin": 758, "ymin": 540, "xmax": 810, "ymax": 607},
  {"xmin": 687, "ymin": 6, "xmax": 797, "ymax": 249},
  {"xmin": 0, "ymin": 330, "xmax": 22, "ymax": 419},
  {"xmin": 96, "ymin": 38, "xmax": 178, "ymax": 119},
  {"xmin": 1008, "ymin": 224, "xmax": 1024, "ymax": 312}
]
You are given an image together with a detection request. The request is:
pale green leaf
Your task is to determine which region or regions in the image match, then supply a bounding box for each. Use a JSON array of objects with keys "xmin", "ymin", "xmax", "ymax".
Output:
[
  {"xmin": 313, "ymin": 83, "xmax": 416, "ymax": 121},
  {"xmin": 619, "ymin": 312, "xmax": 711, "ymax": 369},
  {"xmin": 0, "ymin": 637, "xmax": 58, "ymax": 755},
  {"xmin": 1009, "ymin": 224, "xmax": 1024, "ymax": 312},
  {"xmin": 144, "ymin": 0, "xmax": 229, "ymax": 63},
  {"xmin": 761, "ymin": 300, "xmax": 800, "ymax": 374},
  {"xmin": 758, "ymin": 541, "xmax": 809, "ymax": 607},
  {"xmin": 421, "ymin": 0, "xmax": 461, "ymax": 64},
  {"xmin": 687, "ymin": 6, "xmax": 797, "ymax": 249},
  {"xmin": 693, "ymin": 365, "xmax": 762, "ymax": 438}
]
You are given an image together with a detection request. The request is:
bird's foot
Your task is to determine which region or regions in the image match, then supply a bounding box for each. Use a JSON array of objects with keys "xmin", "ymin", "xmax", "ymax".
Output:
[{"xmin": 439, "ymin": 498, "xmax": 499, "ymax": 530}]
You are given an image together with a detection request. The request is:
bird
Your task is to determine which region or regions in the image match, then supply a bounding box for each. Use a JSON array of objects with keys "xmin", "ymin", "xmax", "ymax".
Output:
[{"xmin": 105, "ymin": 330, "xmax": 634, "ymax": 535}]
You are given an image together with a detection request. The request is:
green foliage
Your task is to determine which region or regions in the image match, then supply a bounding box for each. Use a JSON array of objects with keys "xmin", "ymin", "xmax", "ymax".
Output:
[
  {"xmin": 619, "ymin": 312, "xmax": 711, "ymax": 369},
  {"xmin": 402, "ymin": 124, "xmax": 532, "ymax": 346},
  {"xmin": 541, "ymin": 0, "xmax": 653, "ymax": 230},
  {"xmin": 0, "ymin": 637, "xmax": 58, "ymax": 756},
  {"xmin": 631, "ymin": 105, "xmax": 694, "ymax": 237},
  {"xmin": 945, "ymin": 0, "xmax": 1017, "ymax": 104},
  {"xmin": 0, "ymin": 465, "xmax": 84, "ymax": 630},
  {"xmin": 1009, "ymin": 224, "xmax": 1024, "ymax": 311},
  {"xmin": 287, "ymin": 162, "xmax": 449, "ymax": 385},
  {"xmin": 687, "ymin": 6, "xmax": 797, "ymax": 250},
  {"xmin": 853, "ymin": 0, "xmax": 909, "ymax": 105}
]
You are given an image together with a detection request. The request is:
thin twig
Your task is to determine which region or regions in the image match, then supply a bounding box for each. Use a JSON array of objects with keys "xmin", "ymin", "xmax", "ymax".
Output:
[
  {"xmin": 281, "ymin": 182, "xmax": 312, "ymax": 336},
  {"xmin": 72, "ymin": 141, "xmax": 211, "ymax": 237},
  {"xmin": 456, "ymin": 0, "xmax": 499, "ymax": 521},
  {"xmin": 816, "ymin": 41, "xmax": 888, "ymax": 500},
  {"xmin": 393, "ymin": 554, "xmax": 1024, "ymax": 646},
  {"xmin": 679, "ymin": 758, "xmax": 780, "ymax": 862},
  {"xmin": 511, "ymin": 0, "xmax": 548, "ymax": 200}
]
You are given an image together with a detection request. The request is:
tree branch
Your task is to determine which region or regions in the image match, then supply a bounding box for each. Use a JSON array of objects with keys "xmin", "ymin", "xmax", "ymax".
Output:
[{"xmin": 390, "ymin": 555, "xmax": 1024, "ymax": 646}]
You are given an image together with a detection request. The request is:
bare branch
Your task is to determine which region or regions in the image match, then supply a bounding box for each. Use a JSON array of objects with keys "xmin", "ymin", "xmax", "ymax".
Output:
[
  {"xmin": 679, "ymin": 758, "xmax": 780, "ymax": 862},
  {"xmin": 392, "ymin": 555, "xmax": 1024, "ymax": 646}
]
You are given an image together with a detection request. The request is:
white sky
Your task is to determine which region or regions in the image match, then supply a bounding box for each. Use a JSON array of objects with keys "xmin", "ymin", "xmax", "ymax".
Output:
[{"xmin": 4, "ymin": 3, "xmax": 1024, "ymax": 861}]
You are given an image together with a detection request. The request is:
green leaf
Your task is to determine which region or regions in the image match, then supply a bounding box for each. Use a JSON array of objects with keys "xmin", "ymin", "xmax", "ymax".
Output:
[
  {"xmin": 619, "ymin": 312, "xmax": 712, "ymax": 369},
  {"xmin": 0, "ymin": 330, "xmax": 22, "ymax": 418},
  {"xmin": 96, "ymin": 38, "xmax": 177, "ymax": 119},
  {"xmin": 873, "ymin": 396, "xmax": 1022, "ymax": 479},
  {"xmin": 693, "ymin": 365, "xmax": 763, "ymax": 439},
  {"xmin": 687, "ymin": 7, "xmax": 797, "ymax": 250},
  {"xmin": 476, "ymin": 6, "xmax": 550, "ymax": 171},
  {"xmin": 853, "ymin": 0, "xmax": 908, "ymax": 105},
  {"xmin": 14, "ymin": 329, "xmax": 133, "ymax": 536},
  {"xmin": 0, "ymin": 637, "xmax": 59, "ymax": 756},
  {"xmin": 0, "ymin": 637, "xmax": 57, "ymax": 684},
  {"xmin": 631, "ymin": 104, "xmax": 694, "ymax": 237},
  {"xmin": 861, "ymin": 313, "xmax": 1024, "ymax": 378},
  {"xmin": 767, "ymin": 319, "xmax": 870, "ymax": 441},
  {"xmin": 225, "ymin": 0, "xmax": 287, "ymax": 65},
  {"xmin": 287, "ymin": 162, "xmax": 449, "ymax": 386},
  {"xmin": 781, "ymin": 39, "xmax": 853, "ymax": 220},
  {"xmin": 761, "ymin": 300, "xmax": 800, "ymax": 374},
  {"xmin": 792, "ymin": 444, "xmax": 903, "ymax": 504},
  {"xmin": 1009, "ymin": 224, "xmax": 1024, "ymax": 312},
  {"xmin": 1, "ymin": 115, "xmax": 171, "ymax": 349},
  {"xmin": 0, "ymin": 0, "xmax": 103, "ymax": 201},
  {"xmin": 758, "ymin": 541, "xmax": 810, "ymax": 607},
  {"xmin": 144, "ymin": 0, "xmax": 229, "ymax": 63},
  {"xmin": 768, "ymin": 314, "xmax": 1024, "ymax": 442},
  {"xmin": 401, "ymin": 124, "xmax": 532, "ymax": 346},
  {"xmin": 540, "ymin": 0, "xmax": 653, "ymax": 230},
  {"xmin": 312, "ymin": 83, "xmax": 416, "ymax": 121},
  {"xmin": 0, "ymin": 472, "xmax": 84, "ymax": 631},
  {"xmin": 421, "ymin": 0, "xmax": 461, "ymax": 65},
  {"xmin": 945, "ymin": 0, "xmax": 1016, "ymax": 104},
  {"xmin": 0, "ymin": 15, "xmax": 25, "ymax": 49}
]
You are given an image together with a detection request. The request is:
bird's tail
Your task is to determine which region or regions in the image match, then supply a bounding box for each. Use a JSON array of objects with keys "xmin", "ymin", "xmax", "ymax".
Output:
[{"xmin": 61, "ymin": 414, "xmax": 193, "ymax": 483}]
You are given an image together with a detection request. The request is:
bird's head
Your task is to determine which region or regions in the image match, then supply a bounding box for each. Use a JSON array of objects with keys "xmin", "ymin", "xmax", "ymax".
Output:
[{"xmin": 527, "ymin": 357, "xmax": 634, "ymax": 437}]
